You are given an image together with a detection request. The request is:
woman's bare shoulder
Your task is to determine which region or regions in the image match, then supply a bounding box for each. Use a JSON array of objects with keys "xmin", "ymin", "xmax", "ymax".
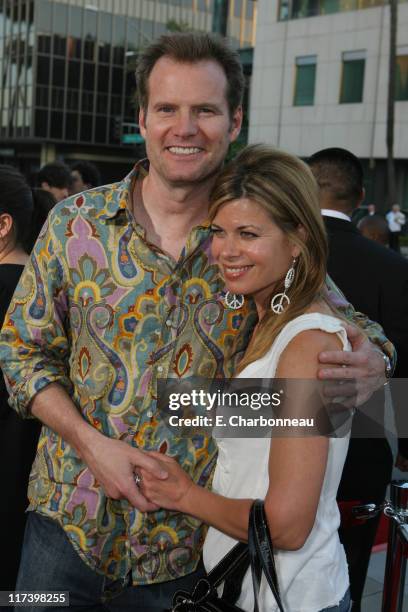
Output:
[{"xmin": 276, "ymin": 319, "xmax": 344, "ymax": 379}]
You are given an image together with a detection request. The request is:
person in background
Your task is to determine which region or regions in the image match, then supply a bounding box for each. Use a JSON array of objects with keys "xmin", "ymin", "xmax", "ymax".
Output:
[
  {"xmin": 367, "ymin": 203, "xmax": 376, "ymax": 216},
  {"xmin": 386, "ymin": 203, "xmax": 406, "ymax": 252},
  {"xmin": 0, "ymin": 165, "xmax": 54, "ymax": 593},
  {"xmin": 36, "ymin": 161, "xmax": 71, "ymax": 203},
  {"xmin": 70, "ymin": 161, "xmax": 102, "ymax": 195},
  {"xmin": 358, "ymin": 214, "xmax": 389, "ymax": 247},
  {"xmin": 309, "ymin": 147, "xmax": 408, "ymax": 612}
]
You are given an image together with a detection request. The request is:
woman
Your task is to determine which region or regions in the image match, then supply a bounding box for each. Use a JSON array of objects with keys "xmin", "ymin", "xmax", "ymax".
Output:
[
  {"xmin": 0, "ymin": 165, "xmax": 54, "ymax": 591},
  {"xmin": 140, "ymin": 146, "xmax": 351, "ymax": 611}
]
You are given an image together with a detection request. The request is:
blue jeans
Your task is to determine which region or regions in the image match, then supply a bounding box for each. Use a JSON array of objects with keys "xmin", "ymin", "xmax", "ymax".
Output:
[
  {"xmin": 318, "ymin": 588, "xmax": 351, "ymax": 612},
  {"xmin": 16, "ymin": 511, "xmax": 205, "ymax": 611}
]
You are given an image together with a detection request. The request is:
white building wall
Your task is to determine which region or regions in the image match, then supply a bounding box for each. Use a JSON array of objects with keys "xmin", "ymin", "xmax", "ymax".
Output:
[{"xmin": 249, "ymin": 0, "xmax": 408, "ymax": 160}]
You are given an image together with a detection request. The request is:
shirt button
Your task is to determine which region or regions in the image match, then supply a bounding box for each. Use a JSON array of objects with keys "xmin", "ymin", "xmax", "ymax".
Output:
[
  {"xmin": 157, "ymin": 366, "xmax": 163, "ymax": 373},
  {"xmin": 147, "ymin": 410, "xmax": 153, "ymax": 418},
  {"xmin": 166, "ymin": 319, "xmax": 172, "ymax": 327}
]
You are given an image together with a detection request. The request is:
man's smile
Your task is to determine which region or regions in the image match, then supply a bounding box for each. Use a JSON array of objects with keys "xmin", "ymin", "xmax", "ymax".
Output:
[{"xmin": 166, "ymin": 146, "xmax": 204, "ymax": 156}]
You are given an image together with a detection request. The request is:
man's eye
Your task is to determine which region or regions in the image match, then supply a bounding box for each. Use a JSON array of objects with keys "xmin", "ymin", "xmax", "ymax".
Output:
[
  {"xmin": 198, "ymin": 107, "xmax": 214, "ymax": 114},
  {"xmin": 158, "ymin": 106, "xmax": 174, "ymax": 113}
]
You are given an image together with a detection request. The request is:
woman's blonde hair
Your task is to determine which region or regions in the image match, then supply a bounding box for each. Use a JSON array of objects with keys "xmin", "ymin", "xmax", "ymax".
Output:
[{"xmin": 209, "ymin": 144, "xmax": 329, "ymax": 373}]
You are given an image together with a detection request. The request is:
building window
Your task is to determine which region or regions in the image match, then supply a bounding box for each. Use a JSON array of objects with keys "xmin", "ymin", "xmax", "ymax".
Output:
[
  {"xmin": 294, "ymin": 56, "xmax": 317, "ymax": 106},
  {"xmin": 279, "ymin": 0, "xmax": 385, "ymax": 21},
  {"xmin": 395, "ymin": 52, "xmax": 408, "ymax": 101},
  {"xmin": 340, "ymin": 50, "xmax": 365, "ymax": 104}
]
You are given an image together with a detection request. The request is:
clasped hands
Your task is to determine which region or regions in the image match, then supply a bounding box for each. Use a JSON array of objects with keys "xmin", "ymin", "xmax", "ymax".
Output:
[{"xmin": 138, "ymin": 451, "xmax": 195, "ymax": 513}]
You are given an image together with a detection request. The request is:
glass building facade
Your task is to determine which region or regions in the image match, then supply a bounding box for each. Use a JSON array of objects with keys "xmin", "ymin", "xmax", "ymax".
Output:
[
  {"xmin": 0, "ymin": 0, "xmax": 256, "ymax": 178},
  {"xmin": 278, "ymin": 0, "xmax": 407, "ymax": 21}
]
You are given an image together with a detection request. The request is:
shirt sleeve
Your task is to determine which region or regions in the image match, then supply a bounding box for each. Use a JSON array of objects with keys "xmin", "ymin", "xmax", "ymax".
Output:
[
  {"xmin": 0, "ymin": 217, "xmax": 72, "ymax": 417},
  {"xmin": 324, "ymin": 274, "xmax": 396, "ymax": 373}
]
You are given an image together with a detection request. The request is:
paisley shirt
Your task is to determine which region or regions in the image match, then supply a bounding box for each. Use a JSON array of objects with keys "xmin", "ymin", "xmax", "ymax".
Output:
[
  {"xmin": 0, "ymin": 162, "xmax": 395, "ymax": 585},
  {"xmin": 0, "ymin": 162, "xmax": 253, "ymax": 585}
]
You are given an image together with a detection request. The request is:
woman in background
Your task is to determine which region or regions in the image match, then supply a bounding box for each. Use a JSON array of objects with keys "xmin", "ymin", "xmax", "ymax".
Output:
[{"xmin": 0, "ymin": 165, "xmax": 54, "ymax": 591}]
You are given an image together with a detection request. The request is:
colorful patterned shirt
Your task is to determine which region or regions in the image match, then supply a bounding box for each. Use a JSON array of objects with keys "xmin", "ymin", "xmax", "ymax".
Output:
[
  {"xmin": 0, "ymin": 162, "xmax": 395, "ymax": 585},
  {"xmin": 0, "ymin": 162, "xmax": 253, "ymax": 585}
]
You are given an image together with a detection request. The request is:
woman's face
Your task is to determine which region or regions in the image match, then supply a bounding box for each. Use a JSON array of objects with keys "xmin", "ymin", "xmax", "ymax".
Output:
[{"xmin": 211, "ymin": 198, "xmax": 300, "ymax": 318}]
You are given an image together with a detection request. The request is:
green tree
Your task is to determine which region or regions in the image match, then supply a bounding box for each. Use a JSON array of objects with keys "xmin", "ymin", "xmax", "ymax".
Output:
[
  {"xmin": 166, "ymin": 19, "xmax": 191, "ymax": 33},
  {"xmin": 386, "ymin": 0, "xmax": 398, "ymax": 206}
]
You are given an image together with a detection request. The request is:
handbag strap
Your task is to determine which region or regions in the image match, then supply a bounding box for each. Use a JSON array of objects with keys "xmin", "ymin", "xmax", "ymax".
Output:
[
  {"xmin": 248, "ymin": 499, "xmax": 285, "ymax": 612},
  {"xmin": 221, "ymin": 543, "xmax": 252, "ymax": 603},
  {"xmin": 207, "ymin": 541, "xmax": 249, "ymax": 588},
  {"xmin": 171, "ymin": 543, "xmax": 249, "ymax": 611}
]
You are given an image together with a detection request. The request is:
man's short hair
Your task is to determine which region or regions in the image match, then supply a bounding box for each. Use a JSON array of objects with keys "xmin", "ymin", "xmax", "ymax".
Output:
[
  {"xmin": 136, "ymin": 32, "xmax": 244, "ymax": 118},
  {"xmin": 358, "ymin": 214, "xmax": 389, "ymax": 246},
  {"xmin": 37, "ymin": 161, "xmax": 72, "ymax": 189},
  {"xmin": 71, "ymin": 161, "xmax": 101, "ymax": 188},
  {"xmin": 308, "ymin": 148, "xmax": 364, "ymax": 209}
]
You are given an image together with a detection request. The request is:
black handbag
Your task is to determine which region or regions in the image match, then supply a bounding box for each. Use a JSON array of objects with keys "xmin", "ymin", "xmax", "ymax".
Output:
[{"xmin": 170, "ymin": 499, "xmax": 285, "ymax": 612}]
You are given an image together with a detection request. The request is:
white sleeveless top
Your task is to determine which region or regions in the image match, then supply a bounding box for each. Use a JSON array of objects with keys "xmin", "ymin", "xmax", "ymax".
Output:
[{"xmin": 203, "ymin": 313, "xmax": 350, "ymax": 612}]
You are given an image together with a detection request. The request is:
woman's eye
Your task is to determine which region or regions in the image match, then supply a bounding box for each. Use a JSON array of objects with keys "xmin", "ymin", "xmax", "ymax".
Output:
[
  {"xmin": 210, "ymin": 227, "xmax": 223, "ymax": 235},
  {"xmin": 240, "ymin": 231, "xmax": 257, "ymax": 238}
]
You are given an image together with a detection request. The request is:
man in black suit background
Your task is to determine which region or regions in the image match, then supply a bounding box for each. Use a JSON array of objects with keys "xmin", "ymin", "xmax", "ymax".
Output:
[{"xmin": 309, "ymin": 148, "xmax": 408, "ymax": 611}]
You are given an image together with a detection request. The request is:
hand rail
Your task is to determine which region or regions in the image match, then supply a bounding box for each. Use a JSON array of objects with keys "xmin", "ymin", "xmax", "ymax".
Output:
[{"xmin": 382, "ymin": 480, "xmax": 408, "ymax": 612}]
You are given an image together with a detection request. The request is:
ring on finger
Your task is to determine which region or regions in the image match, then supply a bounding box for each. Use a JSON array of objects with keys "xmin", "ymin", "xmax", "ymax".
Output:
[{"xmin": 134, "ymin": 473, "xmax": 142, "ymax": 486}]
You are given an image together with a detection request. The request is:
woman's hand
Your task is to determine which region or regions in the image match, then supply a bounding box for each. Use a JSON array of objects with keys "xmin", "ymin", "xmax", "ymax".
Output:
[{"xmin": 139, "ymin": 451, "xmax": 195, "ymax": 512}]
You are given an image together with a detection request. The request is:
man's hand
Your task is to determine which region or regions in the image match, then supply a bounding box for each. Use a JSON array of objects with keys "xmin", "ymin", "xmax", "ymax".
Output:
[
  {"xmin": 29, "ymin": 384, "xmax": 168, "ymax": 512},
  {"xmin": 79, "ymin": 430, "xmax": 168, "ymax": 512},
  {"xmin": 318, "ymin": 323, "xmax": 386, "ymax": 406}
]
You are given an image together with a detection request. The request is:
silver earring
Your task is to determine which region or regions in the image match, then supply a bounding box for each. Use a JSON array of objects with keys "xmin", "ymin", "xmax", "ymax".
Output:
[
  {"xmin": 224, "ymin": 291, "xmax": 244, "ymax": 310},
  {"xmin": 270, "ymin": 259, "xmax": 297, "ymax": 315}
]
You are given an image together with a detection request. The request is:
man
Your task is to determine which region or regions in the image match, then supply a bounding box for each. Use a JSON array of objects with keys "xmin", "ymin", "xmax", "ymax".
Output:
[
  {"xmin": 36, "ymin": 161, "xmax": 72, "ymax": 203},
  {"xmin": 386, "ymin": 203, "xmax": 406, "ymax": 252},
  {"xmin": 309, "ymin": 147, "xmax": 408, "ymax": 611},
  {"xmin": 70, "ymin": 161, "xmax": 102, "ymax": 195},
  {"xmin": 0, "ymin": 35, "xmax": 394, "ymax": 611},
  {"xmin": 358, "ymin": 214, "xmax": 389, "ymax": 246}
]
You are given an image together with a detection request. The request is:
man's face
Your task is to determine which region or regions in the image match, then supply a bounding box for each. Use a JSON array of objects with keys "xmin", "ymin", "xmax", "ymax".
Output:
[
  {"xmin": 139, "ymin": 57, "xmax": 242, "ymax": 188},
  {"xmin": 40, "ymin": 182, "xmax": 69, "ymax": 203},
  {"xmin": 70, "ymin": 170, "xmax": 88, "ymax": 195}
]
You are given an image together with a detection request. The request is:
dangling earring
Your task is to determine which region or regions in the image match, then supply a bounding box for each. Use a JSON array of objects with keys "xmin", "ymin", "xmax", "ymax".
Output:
[
  {"xmin": 270, "ymin": 258, "xmax": 297, "ymax": 315},
  {"xmin": 224, "ymin": 291, "xmax": 244, "ymax": 310}
]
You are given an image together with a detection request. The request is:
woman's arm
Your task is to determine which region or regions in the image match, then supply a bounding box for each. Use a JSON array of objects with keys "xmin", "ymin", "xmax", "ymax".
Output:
[
  {"xmin": 140, "ymin": 329, "xmax": 342, "ymax": 549},
  {"xmin": 263, "ymin": 329, "xmax": 337, "ymax": 549}
]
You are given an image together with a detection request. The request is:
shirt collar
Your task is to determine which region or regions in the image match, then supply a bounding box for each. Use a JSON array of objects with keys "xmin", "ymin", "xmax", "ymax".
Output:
[
  {"xmin": 97, "ymin": 159, "xmax": 149, "ymax": 221},
  {"xmin": 97, "ymin": 158, "xmax": 211, "ymax": 261},
  {"xmin": 321, "ymin": 209, "xmax": 351, "ymax": 222},
  {"xmin": 97, "ymin": 159, "xmax": 210, "ymax": 233}
]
